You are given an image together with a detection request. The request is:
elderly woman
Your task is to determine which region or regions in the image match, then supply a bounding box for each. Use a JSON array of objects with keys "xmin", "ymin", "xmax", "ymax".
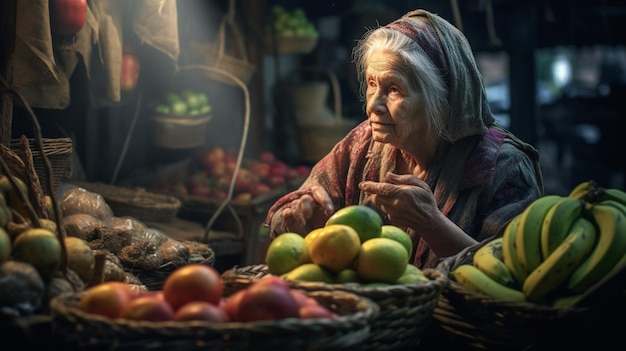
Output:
[{"xmin": 264, "ymin": 9, "xmax": 544, "ymax": 268}]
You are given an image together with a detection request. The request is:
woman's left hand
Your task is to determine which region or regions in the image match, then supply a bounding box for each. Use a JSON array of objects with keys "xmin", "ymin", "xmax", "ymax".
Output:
[{"xmin": 359, "ymin": 172, "xmax": 439, "ymax": 229}]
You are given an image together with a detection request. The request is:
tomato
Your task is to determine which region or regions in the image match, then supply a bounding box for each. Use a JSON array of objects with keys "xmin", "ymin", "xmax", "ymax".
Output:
[{"xmin": 50, "ymin": 0, "xmax": 88, "ymax": 36}]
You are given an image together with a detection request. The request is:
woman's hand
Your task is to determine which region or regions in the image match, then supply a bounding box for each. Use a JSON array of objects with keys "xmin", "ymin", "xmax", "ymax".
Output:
[
  {"xmin": 359, "ymin": 172, "xmax": 439, "ymax": 229},
  {"xmin": 281, "ymin": 185, "xmax": 334, "ymax": 234}
]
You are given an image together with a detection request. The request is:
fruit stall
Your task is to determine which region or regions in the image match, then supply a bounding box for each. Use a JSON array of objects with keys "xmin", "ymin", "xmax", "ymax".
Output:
[{"xmin": 2, "ymin": 0, "xmax": 626, "ymax": 350}]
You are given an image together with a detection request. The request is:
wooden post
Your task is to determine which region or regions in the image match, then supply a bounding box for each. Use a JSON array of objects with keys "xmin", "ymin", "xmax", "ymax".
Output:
[{"xmin": 0, "ymin": 0, "xmax": 16, "ymax": 147}]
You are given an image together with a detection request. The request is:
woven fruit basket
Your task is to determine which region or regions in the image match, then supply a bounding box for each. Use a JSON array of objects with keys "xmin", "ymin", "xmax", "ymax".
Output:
[
  {"xmin": 72, "ymin": 182, "xmax": 182, "ymax": 223},
  {"xmin": 428, "ymin": 240, "xmax": 622, "ymax": 350},
  {"xmin": 49, "ymin": 288, "xmax": 379, "ymax": 351},
  {"xmin": 221, "ymin": 264, "xmax": 447, "ymax": 351}
]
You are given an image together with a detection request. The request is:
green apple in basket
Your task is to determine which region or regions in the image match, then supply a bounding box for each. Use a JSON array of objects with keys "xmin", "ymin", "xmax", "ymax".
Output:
[
  {"xmin": 155, "ymin": 90, "xmax": 212, "ymax": 117},
  {"xmin": 268, "ymin": 5, "xmax": 317, "ymax": 37}
]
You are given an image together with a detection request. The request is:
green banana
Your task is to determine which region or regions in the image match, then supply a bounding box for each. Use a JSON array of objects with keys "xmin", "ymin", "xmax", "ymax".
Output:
[
  {"xmin": 516, "ymin": 195, "xmax": 563, "ymax": 276},
  {"xmin": 473, "ymin": 237, "xmax": 518, "ymax": 288},
  {"xmin": 601, "ymin": 188, "xmax": 626, "ymax": 207},
  {"xmin": 540, "ymin": 196, "xmax": 585, "ymax": 258},
  {"xmin": 501, "ymin": 215, "xmax": 528, "ymax": 285},
  {"xmin": 568, "ymin": 204, "xmax": 626, "ymax": 294},
  {"xmin": 523, "ymin": 216, "xmax": 597, "ymax": 301},
  {"xmin": 450, "ymin": 264, "xmax": 526, "ymax": 302}
]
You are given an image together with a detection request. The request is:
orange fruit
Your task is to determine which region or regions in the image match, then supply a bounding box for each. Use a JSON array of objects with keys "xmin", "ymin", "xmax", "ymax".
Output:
[
  {"xmin": 325, "ymin": 205, "xmax": 382, "ymax": 243},
  {"xmin": 355, "ymin": 237, "xmax": 409, "ymax": 283},
  {"xmin": 307, "ymin": 224, "xmax": 361, "ymax": 274},
  {"xmin": 381, "ymin": 225, "xmax": 413, "ymax": 258},
  {"xmin": 282, "ymin": 263, "xmax": 335, "ymax": 283},
  {"xmin": 265, "ymin": 232, "xmax": 311, "ymax": 276}
]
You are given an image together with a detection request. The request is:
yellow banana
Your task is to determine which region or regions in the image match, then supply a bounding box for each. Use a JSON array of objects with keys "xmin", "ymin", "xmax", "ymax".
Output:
[
  {"xmin": 473, "ymin": 237, "xmax": 518, "ymax": 288},
  {"xmin": 450, "ymin": 264, "xmax": 526, "ymax": 302},
  {"xmin": 568, "ymin": 180, "xmax": 598, "ymax": 201},
  {"xmin": 523, "ymin": 216, "xmax": 597, "ymax": 301},
  {"xmin": 540, "ymin": 196, "xmax": 585, "ymax": 258},
  {"xmin": 568, "ymin": 204, "xmax": 626, "ymax": 294},
  {"xmin": 516, "ymin": 195, "xmax": 563, "ymax": 275},
  {"xmin": 501, "ymin": 215, "xmax": 528, "ymax": 284}
]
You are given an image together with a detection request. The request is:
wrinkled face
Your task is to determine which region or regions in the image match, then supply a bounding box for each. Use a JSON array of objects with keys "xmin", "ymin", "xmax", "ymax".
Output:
[{"xmin": 365, "ymin": 50, "xmax": 428, "ymax": 151}]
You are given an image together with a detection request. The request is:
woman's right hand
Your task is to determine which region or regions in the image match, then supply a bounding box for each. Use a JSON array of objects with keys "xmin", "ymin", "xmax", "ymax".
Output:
[{"xmin": 281, "ymin": 185, "xmax": 334, "ymax": 235}]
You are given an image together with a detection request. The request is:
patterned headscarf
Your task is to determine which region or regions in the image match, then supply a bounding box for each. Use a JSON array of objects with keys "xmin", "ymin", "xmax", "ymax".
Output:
[{"xmin": 385, "ymin": 9, "xmax": 495, "ymax": 142}]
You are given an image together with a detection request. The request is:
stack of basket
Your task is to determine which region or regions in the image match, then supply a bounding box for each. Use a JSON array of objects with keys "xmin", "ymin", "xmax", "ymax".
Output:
[{"xmin": 221, "ymin": 264, "xmax": 447, "ymax": 351}]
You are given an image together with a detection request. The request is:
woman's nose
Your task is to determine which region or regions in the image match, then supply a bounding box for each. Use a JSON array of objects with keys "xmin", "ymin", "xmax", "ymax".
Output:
[{"xmin": 369, "ymin": 94, "xmax": 387, "ymax": 114}]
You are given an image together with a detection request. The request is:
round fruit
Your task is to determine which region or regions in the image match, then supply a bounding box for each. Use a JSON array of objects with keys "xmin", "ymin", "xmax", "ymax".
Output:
[
  {"xmin": 174, "ymin": 301, "xmax": 230, "ymax": 322},
  {"xmin": 78, "ymin": 281, "xmax": 136, "ymax": 319},
  {"xmin": 0, "ymin": 228, "xmax": 10, "ymax": 263},
  {"xmin": 11, "ymin": 228, "xmax": 62, "ymax": 280},
  {"xmin": 162, "ymin": 264, "xmax": 223, "ymax": 310},
  {"xmin": 396, "ymin": 264, "xmax": 429, "ymax": 285},
  {"xmin": 282, "ymin": 263, "xmax": 335, "ymax": 283},
  {"xmin": 64, "ymin": 236, "xmax": 95, "ymax": 284},
  {"xmin": 381, "ymin": 225, "xmax": 413, "ymax": 258},
  {"xmin": 335, "ymin": 268, "xmax": 360, "ymax": 283},
  {"xmin": 325, "ymin": 205, "xmax": 383, "ymax": 243},
  {"xmin": 307, "ymin": 224, "xmax": 361, "ymax": 274},
  {"xmin": 355, "ymin": 237, "xmax": 409, "ymax": 283},
  {"xmin": 265, "ymin": 232, "xmax": 311, "ymax": 276},
  {"xmin": 121, "ymin": 294, "xmax": 175, "ymax": 322}
]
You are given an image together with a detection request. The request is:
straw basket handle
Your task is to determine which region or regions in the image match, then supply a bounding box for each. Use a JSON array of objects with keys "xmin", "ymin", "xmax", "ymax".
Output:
[
  {"xmin": 216, "ymin": 0, "xmax": 250, "ymax": 64},
  {"xmin": 296, "ymin": 66, "xmax": 342, "ymax": 121}
]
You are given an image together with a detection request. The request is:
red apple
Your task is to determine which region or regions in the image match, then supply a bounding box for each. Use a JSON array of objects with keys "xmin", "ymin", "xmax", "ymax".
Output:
[
  {"xmin": 50, "ymin": 0, "xmax": 87, "ymax": 36},
  {"xmin": 121, "ymin": 53, "xmax": 140, "ymax": 91},
  {"xmin": 120, "ymin": 295, "xmax": 175, "ymax": 322},
  {"xmin": 202, "ymin": 147, "xmax": 225, "ymax": 170},
  {"xmin": 259, "ymin": 151, "xmax": 276, "ymax": 164},
  {"xmin": 222, "ymin": 289, "xmax": 246, "ymax": 321},
  {"xmin": 234, "ymin": 168, "xmax": 257, "ymax": 193},
  {"xmin": 162, "ymin": 264, "xmax": 223, "ymax": 311},
  {"xmin": 250, "ymin": 162, "xmax": 271, "ymax": 181},
  {"xmin": 270, "ymin": 161, "xmax": 290, "ymax": 179},
  {"xmin": 174, "ymin": 301, "xmax": 230, "ymax": 322},
  {"xmin": 235, "ymin": 276, "xmax": 299, "ymax": 322},
  {"xmin": 250, "ymin": 183, "xmax": 271, "ymax": 198},
  {"xmin": 78, "ymin": 281, "xmax": 136, "ymax": 319},
  {"xmin": 190, "ymin": 184, "xmax": 212, "ymax": 198}
]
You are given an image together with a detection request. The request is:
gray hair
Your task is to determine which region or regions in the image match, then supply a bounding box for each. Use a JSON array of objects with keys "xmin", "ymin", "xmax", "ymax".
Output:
[{"xmin": 352, "ymin": 27, "xmax": 452, "ymax": 141}]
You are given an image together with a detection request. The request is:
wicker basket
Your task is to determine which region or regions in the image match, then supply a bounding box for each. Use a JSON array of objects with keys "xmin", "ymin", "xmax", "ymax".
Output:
[
  {"xmin": 221, "ymin": 264, "xmax": 447, "ymax": 351},
  {"xmin": 50, "ymin": 289, "xmax": 379, "ymax": 351},
  {"xmin": 263, "ymin": 34, "xmax": 318, "ymax": 55},
  {"xmin": 151, "ymin": 114, "xmax": 212, "ymax": 149},
  {"xmin": 428, "ymin": 240, "xmax": 620, "ymax": 350},
  {"xmin": 10, "ymin": 137, "xmax": 73, "ymax": 196},
  {"xmin": 72, "ymin": 182, "xmax": 182, "ymax": 223}
]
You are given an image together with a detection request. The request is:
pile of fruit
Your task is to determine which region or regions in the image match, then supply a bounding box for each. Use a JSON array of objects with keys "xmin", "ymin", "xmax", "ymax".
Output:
[
  {"xmin": 451, "ymin": 180, "xmax": 626, "ymax": 306},
  {"xmin": 78, "ymin": 264, "xmax": 337, "ymax": 322},
  {"xmin": 151, "ymin": 147, "xmax": 310, "ymax": 202},
  {"xmin": 265, "ymin": 205, "xmax": 429, "ymax": 286},
  {"xmin": 265, "ymin": 5, "xmax": 317, "ymax": 38},
  {"xmin": 153, "ymin": 89, "xmax": 212, "ymax": 117}
]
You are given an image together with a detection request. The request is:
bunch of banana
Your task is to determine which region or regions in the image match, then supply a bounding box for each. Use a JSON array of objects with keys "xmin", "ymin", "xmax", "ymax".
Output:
[{"xmin": 451, "ymin": 182, "xmax": 626, "ymax": 306}]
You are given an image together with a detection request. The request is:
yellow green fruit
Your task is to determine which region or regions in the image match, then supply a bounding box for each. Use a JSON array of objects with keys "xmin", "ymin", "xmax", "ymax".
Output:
[
  {"xmin": 0, "ymin": 228, "xmax": 10, "ymax": 263},
  {"xmin": 396, "ymin": 264, "xmax": 429, "ymax": 285},
  {"xmin": 307, "ymin": 224, "xmax": 361, "ymax": 274},
  {"xmin": 355, "ymin": 237, "xmax": 408, "ymax": 283},
  {"xmin": 325, "ymin": 205, "xmax": 383, "ymax": 243},
  {"xmin": 281, "ymin": 263, "xmax": 334, "ymax": 283},
  {"xmin": 265, "ymin": 232, "xmax": 311, "ymax": 276},
  {"xmin": 11, "ymin": 228, "xmax": 61, "ymax": 280},
  {"xmin": 381, "ymin": 225, "xmax": 413, "ymax": 258}
]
